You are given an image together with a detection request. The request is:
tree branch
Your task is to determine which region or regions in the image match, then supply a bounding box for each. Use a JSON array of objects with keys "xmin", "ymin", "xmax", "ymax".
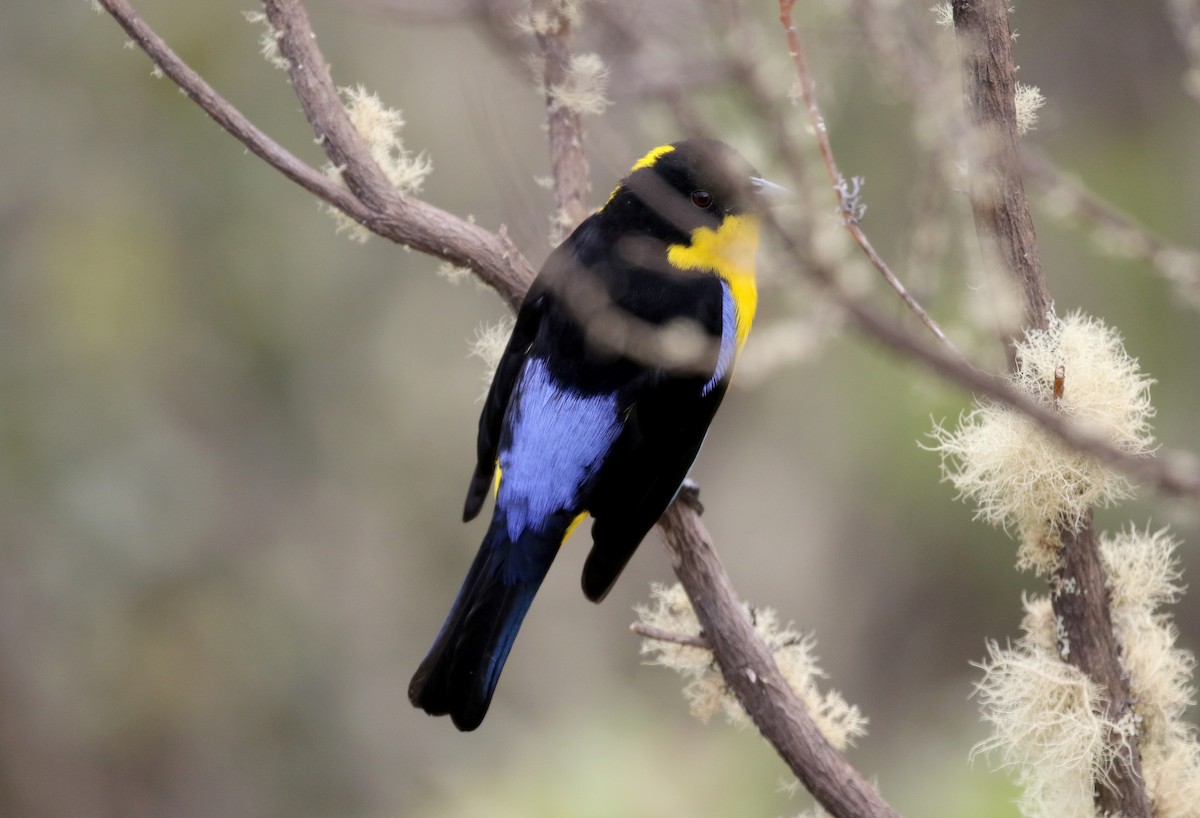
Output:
[
  {"xmin": 97, "ymin": 0, "xmax": 534, "ymax": 311},
  {"xmin": 950, "ymin": 0, "xmax": 1052, "ymax": 332},
  {"xmin": 629, "ymin": 621, "xmax": 710, "ymax": 650},
  {"xmin": 951, "ymin": 2, "xmax": 1151, "ymax": 814},
  {"xmin": 262, "ymin": 0, "xmax": 396, "ymax": 211},
  {"xmin": 1053, "ymin": 510, "xmax": 1151, "ymax": 816},
  {"xmin": 659, "ymin": 492, "xmax": 898, "ymax": 818},
  {"xmin": 779, "ymin": 0, "xmax": 957, "ymax": 352},
  {"xmin": 261, "ymin": 0, "xmax": 535, "ymax": 308},
  {"xmin": 532, "ymin": 0, "xmax": 591, "ymax": 238},
  {"xmin": 1024, "ymin": 149, "xmax": 1200, "ymax": 311}
]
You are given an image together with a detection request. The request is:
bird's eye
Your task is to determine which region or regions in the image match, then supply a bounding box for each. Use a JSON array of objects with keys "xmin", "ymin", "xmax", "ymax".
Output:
[{"xmin": 690, "ymin": 190, "xmax": 714, "ymax": 209}]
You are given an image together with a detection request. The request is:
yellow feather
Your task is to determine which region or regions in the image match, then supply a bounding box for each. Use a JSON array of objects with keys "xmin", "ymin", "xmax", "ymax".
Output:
[
  {"xmin": 561, "ymin": 511, "xmax": 588, "ymax": 547},
  {"xmin": 605, "ymin": 144, "xmax": 678, "ymax": 205},
  {"xmin": 666, "ymin": 215, "xmax": 760, "ymax": 347},
  {"xmin": 630, "ymin": 144, "xmax": 676, "ymax": 171}
]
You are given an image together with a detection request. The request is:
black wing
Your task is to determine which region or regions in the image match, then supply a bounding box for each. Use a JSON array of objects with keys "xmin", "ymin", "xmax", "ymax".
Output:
[
  {"xmin": 461, "ymin": 283, "xmax": 548, "ymax": 522},
  {"xmin": 580, "ymin": 377, "xmax": 727, "ymax": 602},
  {"xmin": 579, "ymin": 273, "xmax": 730, "ymax": 603},
  {"xmin": 463, "ymin": 215, "xmax": 618, "ymax": 522}
]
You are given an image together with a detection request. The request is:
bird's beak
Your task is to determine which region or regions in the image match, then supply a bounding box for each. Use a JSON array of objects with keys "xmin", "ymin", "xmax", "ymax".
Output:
[{"xmin": 749, "ymin": 176, "xmax": 792, "ymax": 202}]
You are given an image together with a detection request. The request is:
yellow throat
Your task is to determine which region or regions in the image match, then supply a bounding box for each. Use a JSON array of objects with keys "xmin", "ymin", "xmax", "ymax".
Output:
[{"xmin": 667, "ymin": 215, "xmax": 760, "ymax": 348}]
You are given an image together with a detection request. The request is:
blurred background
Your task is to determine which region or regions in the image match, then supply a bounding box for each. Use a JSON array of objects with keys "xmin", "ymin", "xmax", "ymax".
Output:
[{"xmin": 2, "ymin": 1, "xmax": 1199, "ymax": 816}]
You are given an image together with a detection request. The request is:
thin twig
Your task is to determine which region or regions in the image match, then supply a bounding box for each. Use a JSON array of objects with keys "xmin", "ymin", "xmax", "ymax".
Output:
[
  {"xmin": 949, "ymin": 0, "xmax": 1052, "ymax": 333},
  {"xmin": 1025, "ymin": 150, "xmax": 1200, "ymax": 309},
  {"xmin": 779, "ymin": 0, "xmax": 957, "ymax": 352},
  {"xmin": 760, "ymin": 207, "xmax": 1200, "ymax": 502},
  {"xmin": 97, "ymin": 0, "xmax": 535, "ymax": 310},
  {"xmin": 629, "ymin": 622, "xmax": 710, "ymax": 650}
]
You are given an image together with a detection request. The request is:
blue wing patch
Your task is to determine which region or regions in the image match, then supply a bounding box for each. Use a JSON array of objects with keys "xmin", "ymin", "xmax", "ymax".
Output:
[
  {"xmin": 702, "ymin": 281, "xmax": 738, "ymax": 396},
  {"xmin": 497, "ymin": 357, "xmax": 623, "ymax": 542}
]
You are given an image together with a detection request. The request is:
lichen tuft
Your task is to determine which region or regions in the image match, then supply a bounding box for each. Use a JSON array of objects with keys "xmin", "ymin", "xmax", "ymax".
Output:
[
  {"xmin": 929, "ymin": 312, "xmax": 1155, "ymax": 572},
  {"xmin": 635, "ymin": 584, "xmax": 866, "ymax": 749}
]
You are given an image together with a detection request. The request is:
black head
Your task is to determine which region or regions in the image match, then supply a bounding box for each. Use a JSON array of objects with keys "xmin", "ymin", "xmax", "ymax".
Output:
[{"xmin": 601, "ymin": 140, "xmax": 770, "ymax": 247}]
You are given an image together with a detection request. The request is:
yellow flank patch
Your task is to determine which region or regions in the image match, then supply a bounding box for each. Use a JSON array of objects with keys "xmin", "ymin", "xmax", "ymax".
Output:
[
  {"xmin": 561, "ymin": 511, "xmax": 588, "ymax": 547},
  {"xmin": 667, "ymin": 215, "xmax": 761, "ymax": 347},
  {"xmin": 492, "ymin": 462, "xmax": 502, "ymax": 497}
]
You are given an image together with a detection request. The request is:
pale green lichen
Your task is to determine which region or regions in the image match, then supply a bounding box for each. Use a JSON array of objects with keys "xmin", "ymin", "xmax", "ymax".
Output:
[
  {"xmin": 975, "ymin": 528, "xmax": 1200, "ymax": 818},
  {"xmin": 322, "ymin": 86, "xmax": 432, "ymax": 242},
  {"xmin": 1101, "ymin": 527, "xmax": 1200, "ymax": 818},
  {"xmin": 973, "ymin": 596, "xmax": 1124, "ymax": 818},
  {"xmin": 1015, "ymin": 83, "xmax": 1046, "ymax": 136},
  {"xmin": 243, "ymin": 11, "xmax": 289, "ymax": 70},
  {"xmin": 929, "ymin": 312, "xmax": 1155, "ymax": 572},
  {"xmin": 635, "ymin": 583, "xmax": 866, "ymax": 749},
  {"xmin": 549, "ymin": 53, "xmax": 611, "ymax": 116},
  {"xmin": 468, "ymin": 316, "xmax": 515, "ymax": 400}
]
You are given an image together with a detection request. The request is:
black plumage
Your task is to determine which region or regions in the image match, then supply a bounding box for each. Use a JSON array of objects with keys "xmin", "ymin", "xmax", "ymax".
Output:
[{"xmin": 410, "ymin": 139, "xmax": 773, "ymax": 730}]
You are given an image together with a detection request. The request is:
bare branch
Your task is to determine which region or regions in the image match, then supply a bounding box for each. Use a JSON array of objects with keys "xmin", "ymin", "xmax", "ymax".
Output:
[
  {"xmin": 950, "ymin": 0, "xmax": 1052, "ymax": 332},
  {"xmin": 1025, "ymin": 150, "xmax": 1200, "ymax": 310},
  {"xmin": 262, "ymin": 0, "xmax": 396, "ymax": 210},
  {"xmin": 659, "ymin": 494, "xmax": 899, "ymax": 818},
  {"xmin": 532, "ymin": 0, "xmax": 592, "ymax": 237},
  {"xmin": 97, "ymin": 0, "xmax": 361, "ymax": 215},
  {"xmin": 779, "ymin": 0, "xmax": 957, "ymax": 352},
  {"xmin": 97, "ymin": 0, "xmax": 535, "ymax": 311},
  {"xmin": 629, "ymin": 622, "xmax": 710, "ymax": 650}
]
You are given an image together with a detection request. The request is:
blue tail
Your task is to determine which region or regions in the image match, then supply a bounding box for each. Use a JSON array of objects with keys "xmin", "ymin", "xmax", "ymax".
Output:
[{"xmin": 408, "ymin": 515, "xmax": 564, "ymax": 731}]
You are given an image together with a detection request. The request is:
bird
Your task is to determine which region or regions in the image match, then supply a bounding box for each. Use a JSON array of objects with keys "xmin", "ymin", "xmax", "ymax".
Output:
[{"xmin": 408, "ymin": 139, "xmax": 782, "ymax": 731}]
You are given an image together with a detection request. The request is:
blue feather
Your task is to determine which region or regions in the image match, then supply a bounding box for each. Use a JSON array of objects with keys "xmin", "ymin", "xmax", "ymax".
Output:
[
  {"xmin": 703, "ymin": 281, "xmax": 738, "ymax": 396},
  {"xmin": 408, "ymin": 517, "xmax": 562, "ymax": 731},
  {"xmin": 409, "ymin": 357, "xmax": 625, "ymax": 730},
  {"xmin": 497, "ymin": 356, "xmax": 623, "ymax": 541}
]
